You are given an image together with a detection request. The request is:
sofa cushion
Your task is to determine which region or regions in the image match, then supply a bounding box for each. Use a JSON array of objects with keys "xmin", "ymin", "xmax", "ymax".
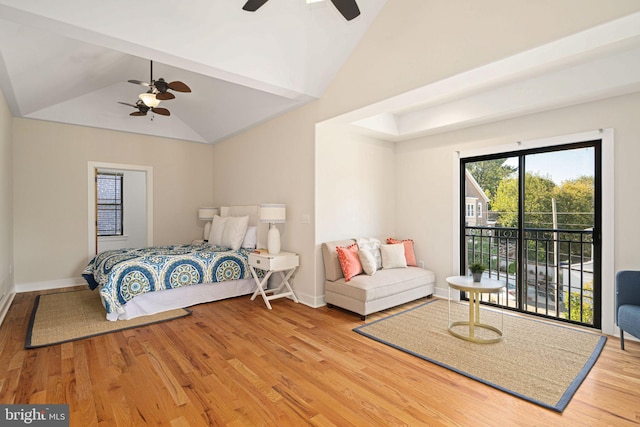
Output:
[
  {"xmin": 380, "ymin": 243, "xmax": 407, "ymax": 269},
  {"xmin": 321, "ymin": 239, "xmax": 357, "ymax": 281},
  {"xmin": 387, "ymin": 238, "xmax": 417, "ymax": 266},
  {"xmin": 336, "ymin": 243, "xmax": 363, "ymax": 281},
  {"xmin": 357, "ymin": 237, "xmax": 382, "ymax": 269},
  {"xmin": 325, "ymin": 266, "xmax": 434, "ymax": 302},
  {"xmin": 358, "ymin": 248, "xmax": 377, "ymax": 275}
]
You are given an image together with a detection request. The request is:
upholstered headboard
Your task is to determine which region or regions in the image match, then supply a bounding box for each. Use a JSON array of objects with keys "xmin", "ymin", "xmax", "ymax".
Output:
[{"xmin": 220, "ymin": 205, "xmax": 268, "ymax": 249}]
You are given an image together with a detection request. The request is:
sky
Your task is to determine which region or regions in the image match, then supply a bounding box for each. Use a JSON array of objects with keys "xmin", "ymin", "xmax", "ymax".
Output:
[{"xmin": 504, "ymin": 146, "xmax": 594, "ymax": 184}]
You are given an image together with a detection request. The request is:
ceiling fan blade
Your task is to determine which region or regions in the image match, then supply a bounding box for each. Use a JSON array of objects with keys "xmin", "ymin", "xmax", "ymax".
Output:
[
  {"xmin": 130, "ymin": 111, "xmax": 147, "ymax": 116},
  {"xmin": 118, "ymin": 101, "xmax": 137, "ymax": 108},
  {"xmin": 128, "ymin": 79, "xmax": 150, "ymax": 87},
  {"xmin": 156, "ymin": 92, "xmax": 175, "ymax": 101},
  {"xmin": 243, "ymin": 0, "xmax": 269, "ymax": 12},
  {"xmin": 151, "ymin": 107, "xmax": 170, "ymax": 116},
  {"xmin": 330, "ymin": 0, "xmax": 360, "ymax": 21},
  {"xmin": 167, "ymin": 81, "xmax": 191, "ymax": 93}
]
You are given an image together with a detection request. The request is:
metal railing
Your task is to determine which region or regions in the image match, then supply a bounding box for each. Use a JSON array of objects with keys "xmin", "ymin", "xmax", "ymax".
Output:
[{"xmin": 465, "ymin": 225, "xmax": 595, "ymax": 327}]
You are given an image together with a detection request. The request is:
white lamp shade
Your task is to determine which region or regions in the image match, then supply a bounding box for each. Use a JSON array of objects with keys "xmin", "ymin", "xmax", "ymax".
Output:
[
  {"xmin": 260, "ymin": 204, "xmax": 286, "ymax": 223},
  {"xmin": 198, "ymin": 207, "xmax": 219, "ymax": 221}
]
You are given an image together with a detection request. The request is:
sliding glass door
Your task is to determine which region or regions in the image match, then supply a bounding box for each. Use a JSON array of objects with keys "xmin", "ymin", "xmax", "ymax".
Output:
[{"xmin": 461, "ymin": 141, "xmax": 601, "ymax": 328}]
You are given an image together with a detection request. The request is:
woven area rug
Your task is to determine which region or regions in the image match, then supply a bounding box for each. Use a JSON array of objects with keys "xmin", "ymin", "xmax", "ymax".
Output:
[
  {"xmin": 25, "ymin": 289, "xmax": 191, "ymax": 349},
  {"xmin": 354, "ymin": 299, "xmax": 606, "ymax": 412}
]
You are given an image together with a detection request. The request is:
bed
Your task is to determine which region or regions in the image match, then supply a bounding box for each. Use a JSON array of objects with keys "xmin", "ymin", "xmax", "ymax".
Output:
[{"xmin": 82, "ymin": 205, "xmax": 267, "ymax": 321}]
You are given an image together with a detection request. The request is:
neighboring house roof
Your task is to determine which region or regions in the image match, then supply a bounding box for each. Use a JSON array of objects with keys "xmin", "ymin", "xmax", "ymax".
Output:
[{"xmin": 465, "ymin": 170, "xmax": 490, "ymax": 203}]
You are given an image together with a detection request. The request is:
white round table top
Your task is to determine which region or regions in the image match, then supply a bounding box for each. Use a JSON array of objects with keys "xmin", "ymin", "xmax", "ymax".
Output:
[{"xmin": 445, "ymin": 275, "xmax": 506, "ymax": 293}]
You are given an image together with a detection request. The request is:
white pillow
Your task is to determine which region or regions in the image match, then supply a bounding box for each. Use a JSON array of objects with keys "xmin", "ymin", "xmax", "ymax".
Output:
[
  {"xmin": 380, "ymin": 243, "xmax": 407, "ymax": 269},
  {"xmin": 358, "ymin": 248, "xmax": 377, "ymax": 276},
  {"xmin": 242, "ymin": 226, "xmax": 258, "ymax": 249},
  {"xmin": 208, "ymin": 215, "xmax": 227, "ymax": 246},
  {"xmin": 357, "ymin": 238, "xmax": 382, "ymax": 269},
  {"xmin": 221, "ymin": 216, "xmax": 250, "ymax": 250}
]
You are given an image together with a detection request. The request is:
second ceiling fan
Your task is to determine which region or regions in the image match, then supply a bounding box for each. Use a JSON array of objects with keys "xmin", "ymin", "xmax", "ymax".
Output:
[
  {"xmin": 243, "ymin": 0, "xmax": 360, "ymax": 21},
  {"xmin": 120, "ymin": 60, "xmax": 191, "ymax": 117}
]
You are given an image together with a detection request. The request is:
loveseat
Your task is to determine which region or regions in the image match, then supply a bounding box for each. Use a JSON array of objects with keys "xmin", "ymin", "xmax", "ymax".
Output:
[{"xmin": 321, "ymin": 238, "xmax": 435, "ymax": 320}]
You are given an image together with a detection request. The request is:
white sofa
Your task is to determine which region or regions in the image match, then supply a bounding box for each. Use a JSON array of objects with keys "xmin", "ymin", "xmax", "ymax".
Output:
[{"xmin": 321, "ymin": 238, "xmax": 435, "ymax": 320}]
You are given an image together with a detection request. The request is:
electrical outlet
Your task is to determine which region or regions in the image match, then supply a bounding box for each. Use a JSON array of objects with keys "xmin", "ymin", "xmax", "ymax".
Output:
[{"xmin": 418, "ymin": 260, "xmax": 425, "ymax": 269}]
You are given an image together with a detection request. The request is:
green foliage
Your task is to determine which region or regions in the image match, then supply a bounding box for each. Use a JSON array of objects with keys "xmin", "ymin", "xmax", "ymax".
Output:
[
  {"xmin": 553, "ymin": 176, "xmax": 594, "ymax": 229},
  {"xmin": 469, "ymin": 262, "xmax": 486, "ymax": 273},
  {"xmin": 490, "ymin": 172, "xmax": 594, "ymax": 230},
  {"xmin": 466, "ymin": 159, "xmax": 516, "ymax": 204},
  {"xmin": 564, "ymin": 281, "xmax": 594, "ymax": 324}
]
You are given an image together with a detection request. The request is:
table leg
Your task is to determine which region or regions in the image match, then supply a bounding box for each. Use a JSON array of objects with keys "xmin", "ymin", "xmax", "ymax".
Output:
[
  {"xmin": 469, "ymin": 291, "xmax": 475, "ymax": 339},
  {"xmin": 250, "ymin": 266, "xmax": 274, "ymax": 309}
]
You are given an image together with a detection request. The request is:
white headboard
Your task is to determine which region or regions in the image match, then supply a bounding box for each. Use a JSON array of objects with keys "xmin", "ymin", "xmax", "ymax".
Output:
[{"xmin": 220, "ymin": 205, "xmax": 268, "ymax": 249}]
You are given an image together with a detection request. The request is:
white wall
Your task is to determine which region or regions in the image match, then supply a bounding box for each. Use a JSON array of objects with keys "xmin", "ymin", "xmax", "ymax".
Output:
[
  {"xmin": 97, "ymin": 169, "xmax": 147, "ymax": 252},
  {"xmin": 0, "ymin": 82, "xmax": 13, "ymax": 317},
  {"xmin": 12, "ymin": 119, "xmax": 214, "ymax": 287},
  {"xmin": 211, "ymin": 1, "xmax": 640, "ymax": 310},
  {"xmin": 394, "ymin": 93, "xmax": 640, "ymax": 335}
]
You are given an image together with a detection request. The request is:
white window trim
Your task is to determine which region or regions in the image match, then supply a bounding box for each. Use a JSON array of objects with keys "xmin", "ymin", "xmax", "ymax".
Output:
[
  {"xmin": 452, "ymin": 128, "xmax": 614, "ymax": 335},
  {"xmin": 87, "ymin": 162, "xmax": 153, "ymax": 259}
]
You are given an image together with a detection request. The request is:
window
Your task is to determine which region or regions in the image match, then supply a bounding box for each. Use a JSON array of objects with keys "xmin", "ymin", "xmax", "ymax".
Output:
[
  {"xmin": 477, "ymin": 202, "xmax": 482, "ymax": 218},
  {"xmin": 97, "ymin": 172, "xmax": 123, "ymax": 236},
  {"xmin": 466, "ymin": 203, "xmax": 475, "ymax": 218}
]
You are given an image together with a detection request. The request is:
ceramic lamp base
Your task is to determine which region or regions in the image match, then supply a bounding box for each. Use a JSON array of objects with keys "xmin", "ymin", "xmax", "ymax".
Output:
[{"xmin": 267, "ymin": 224, "xmax": 281, "ymax": 254}]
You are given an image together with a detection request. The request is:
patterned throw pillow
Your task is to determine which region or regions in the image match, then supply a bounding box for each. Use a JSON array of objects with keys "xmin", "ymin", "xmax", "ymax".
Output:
[
  {"xmin": 356, "ymin": 238, "xmax": 382, "ymax": 269},
  {"xmin": 387, "ymin": 238, "xmax": 417, "ymax": 266},
  {"xmin": 336, "ymin": 243, "xmax": 363, "ymax": 281}
]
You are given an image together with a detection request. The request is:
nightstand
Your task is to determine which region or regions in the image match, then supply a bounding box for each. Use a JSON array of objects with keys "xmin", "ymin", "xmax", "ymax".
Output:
[{"xmin": 248, "ymin": 251, "xmax": 299, "ymax": 309}]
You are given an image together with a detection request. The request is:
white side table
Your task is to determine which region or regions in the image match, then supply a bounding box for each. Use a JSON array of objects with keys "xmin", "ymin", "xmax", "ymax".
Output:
[{"xmin": 248, "ymin": 251, "xmax": 299, "ymax": 309}]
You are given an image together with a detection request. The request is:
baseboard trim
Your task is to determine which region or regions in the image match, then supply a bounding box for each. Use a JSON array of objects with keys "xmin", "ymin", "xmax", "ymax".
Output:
[
  {"xmin": 0, "ymin": 291, "xmax": 15, "ymax": 328},
  {"xmin": 15, "ymin": 278, "xmax": 86, "ymax": 293}
]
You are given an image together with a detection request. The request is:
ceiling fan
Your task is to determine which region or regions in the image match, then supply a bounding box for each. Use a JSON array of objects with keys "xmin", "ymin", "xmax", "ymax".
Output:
[
  {"xmin": 127, "ymin": 60, "xmax": 191, "ymax": 101},
  {"xmin": 243, "ymin": 0, "xmax": 360, "ymax": 21},
  {"xmin": 118, "ymin": 100, "xmax": 170, "ymax": 117}
]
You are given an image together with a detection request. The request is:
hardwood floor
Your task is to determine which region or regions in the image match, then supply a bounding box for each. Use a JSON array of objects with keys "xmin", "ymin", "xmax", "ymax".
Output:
[{"xmin": 1, "ymin": 288, "xmax": 639, "ymax": 426}]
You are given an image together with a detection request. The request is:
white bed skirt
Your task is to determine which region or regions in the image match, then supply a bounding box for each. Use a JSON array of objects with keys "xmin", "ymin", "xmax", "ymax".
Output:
[{"xmin": 103, "ymin": 279, "xmax": 255, "ymax": 321}]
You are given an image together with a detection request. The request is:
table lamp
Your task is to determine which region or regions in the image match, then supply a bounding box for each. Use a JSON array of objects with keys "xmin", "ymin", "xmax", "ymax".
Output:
[{"xmin": 260, "ymin": 203, "xmax": 286, "ymax": 254}]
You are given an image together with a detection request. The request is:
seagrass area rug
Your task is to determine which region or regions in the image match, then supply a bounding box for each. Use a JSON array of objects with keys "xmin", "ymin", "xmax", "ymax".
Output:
[
  {"xmin": 25, "ymin": 289, "xmax": 191, "ymax": 349},
  {"xmin": 354, "ymin": 299, "xmax": 606, "ymax": 412}
]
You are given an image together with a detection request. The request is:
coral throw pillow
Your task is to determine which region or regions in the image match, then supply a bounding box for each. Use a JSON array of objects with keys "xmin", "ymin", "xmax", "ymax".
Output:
[
  {"xmin": 387, "ymin": 238, "xmax": 417, "ymax": 266},
  {"xmin": 336, "ymin": 243, "xmax": 363, "ymax": 281}
]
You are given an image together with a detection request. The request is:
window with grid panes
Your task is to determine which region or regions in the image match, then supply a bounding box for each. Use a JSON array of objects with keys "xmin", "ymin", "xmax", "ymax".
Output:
[{"xmin": 97, "ymin": 173, "xmax": 123, "ymax": 236}]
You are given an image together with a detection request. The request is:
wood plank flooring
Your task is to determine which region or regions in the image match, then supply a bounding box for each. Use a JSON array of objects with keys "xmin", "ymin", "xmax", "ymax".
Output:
[{"xmin": 1, "ymin": 287, "xmax": 639, "ymax": 426}]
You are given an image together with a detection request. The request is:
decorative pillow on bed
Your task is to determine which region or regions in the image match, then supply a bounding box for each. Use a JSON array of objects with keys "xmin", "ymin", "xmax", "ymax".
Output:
[
  {"xmin": 208, "ymin": 215, "xmax": 227, "ymax": 246},
  {"xmin": 386, "ymin": 238, "xmax": 417, "ymax": 266},
  {"xmin": 242, "ymin": 225, "xmax": 258, "ymax": 249},
  {"xmin": 221, "ymin": 216, "xmax": 250, "ymax": 250},
  {"xmin": 336, "ymin": 243, "xmax": 363, "ymax": 282},
  {"xmin": 380, "ymin": 243, "xmax": 407, "ymax": 269}
]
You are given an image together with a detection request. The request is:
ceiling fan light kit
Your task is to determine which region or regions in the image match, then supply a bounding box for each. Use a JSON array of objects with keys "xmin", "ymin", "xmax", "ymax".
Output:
[
  {"xmin": 139, "ymin": 92, "xmax": 160, "ymax": 108},
  {"xmin": 120, "ymin": 60, "xmax": 191, "ymax": 118}
]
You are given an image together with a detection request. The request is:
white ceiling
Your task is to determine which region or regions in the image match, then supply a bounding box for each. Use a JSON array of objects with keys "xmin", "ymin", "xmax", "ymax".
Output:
[
  {"xmin": 0, "ymin": 0, "xmax": 386, "ymax": 143},
  {"xmin": 336, "ymin": 12, "xmax": 640, "ymax": 141}
]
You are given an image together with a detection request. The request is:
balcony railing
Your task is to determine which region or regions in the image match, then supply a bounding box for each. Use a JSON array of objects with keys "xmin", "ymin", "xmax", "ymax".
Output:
[{"xmin": 465, "ymin": 225, "xmax": 595, "ymax": 326}]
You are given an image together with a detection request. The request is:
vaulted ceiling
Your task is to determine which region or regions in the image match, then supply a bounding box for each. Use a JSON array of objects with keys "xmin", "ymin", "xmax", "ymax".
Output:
[{"xmin": 0, "ymin": 0, "xmax": 386, "ymax": 143}]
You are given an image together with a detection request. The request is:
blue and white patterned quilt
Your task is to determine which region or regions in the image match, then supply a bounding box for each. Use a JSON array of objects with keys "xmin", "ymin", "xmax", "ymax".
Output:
[{"xmin": 82, "ymin": 243, "xmax": 256, "ymax": 315}]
